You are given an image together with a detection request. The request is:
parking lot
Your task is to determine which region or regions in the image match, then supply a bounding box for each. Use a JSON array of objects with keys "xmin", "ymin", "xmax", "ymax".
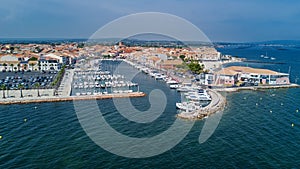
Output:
[{"xmin": 0, "ymin": 71, "xmax": 58, "ymax": 90}]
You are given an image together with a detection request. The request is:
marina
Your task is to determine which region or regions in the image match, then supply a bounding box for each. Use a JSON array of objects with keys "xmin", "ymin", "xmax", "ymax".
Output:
[
  {"xmin": 2, "ymin": 1, "xmax": 300, "ymax": 167},
  {"xmin": 177, "ymin": 90, "xmax": 226, "ymax": 120},
  {"xmin": 0, "ymin": 59, "xmax": 145, "ymax": 104},
  {"xmin": 0, "ymin": 57, "xmax": 298, "ymax": 121},
  {"xmin": 71, "ymin": 59, "xmax": 140, "ymax": 96},
  {"xmin": 1, "ymin": 41, "xmax": 300, "ymax": 168},
  {"xmin": 123, "ymin": 59, "xmax": 226, "ymax": 120}
]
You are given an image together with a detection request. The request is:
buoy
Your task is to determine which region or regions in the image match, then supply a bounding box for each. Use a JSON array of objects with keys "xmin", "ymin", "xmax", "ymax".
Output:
[
  {"xmin": 24, "ymin": 118, "xmax": 27, "ymax": 122},
  {"xmin": 256, "ymin": 103, "xmax": 258, "ymax": 106},
  {"xmin": 270, "ymin": 110, "xmax": 272, "ymax": 113},
  {"xmin": 296, "ymin": 109, "xmax": 299, "ymax": 113},
  {"xmin": 281, "ymin": 103, "xmax": 283, "ymax": 106},
  {"xmin": 243, "ymin": 97, "xmax": 246, "ymax": 100},
  {"xmin": 34, "ymin": 106, "xmax": 37, "ymax": 109},
  {"xmin": 292, "ymin": 123, "xmax": 295, "ymax": 127},
  {"xmin": 0, "ymin": 135, "xmax": 2, "ymax": 139},
  {"xmin": 260, "ymin": 98, "xmax": 262, "ymax": 100}
]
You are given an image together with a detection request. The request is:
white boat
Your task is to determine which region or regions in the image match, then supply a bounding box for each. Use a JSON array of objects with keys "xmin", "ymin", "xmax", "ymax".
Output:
[
  {"xmin": 141, "ymin": 68, "xmax": 149, "ymax": 74},
  {"xmin": 166, "ymin": 80, "xmax": 178, "ymax": 84},
  {"xmin": 155, "ymin": 74, "xmax": 166, "ymax": 80},
  {"xmin": 176, "ymin": 86, "xmax": 190, "ymax": 92},
  {"xmin": 176, "ymin": 102, "xmax": 202, "ymax": 111},
  {"xmin": 186, "ymin": 93, "xmax": 211, "ymax": 101},
  {"xmin": 170, "ymin": 84, "xmax": 179, "ymax": 89},
  {"xmin": 149, "ymin": 71, "xmax": 159, "ymax": 77},
  {"xmin": 271, "ymin": 57, "xmax": 276, "ymax": 60}
]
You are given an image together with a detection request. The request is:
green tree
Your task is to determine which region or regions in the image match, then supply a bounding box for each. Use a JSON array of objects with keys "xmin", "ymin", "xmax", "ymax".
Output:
[
  {"xmin": 10, "ymin": 64, "xmax": 14, "ymax": 71},
  {"xmin": 10, "ymin": 46, "xmax": 15, "ymax": 52},
  {"xmin": 18, "ymin": 84, "xmax": 24, "ymax": 98},
  {"xmin": 179, "ymin": 55, "xmax": 186, "ymax": 61},
  {"xmin": 17, "ymin": 63, "xmax": 20, "ymax": 71},
  {"xmin": 77, "ymin": 43, "xmax": 84, "ymax": 48},
  {"xmin": 28, "ymin": 57, "xmax": 38, "ymax": 61},
  {"xmin": 3, "ymin": 63, "xmax": 7, "ymax": 69},
  {"xmin": 34, "ymin": 83, "xmax": 41, "ymax": 97},
  {"xmin": 0, "ymin": 84, "xmax": 6, "ymax": 99},
  {"xmin": 188, "ymin": 61, "xmax": 204, "ymax": 74}
]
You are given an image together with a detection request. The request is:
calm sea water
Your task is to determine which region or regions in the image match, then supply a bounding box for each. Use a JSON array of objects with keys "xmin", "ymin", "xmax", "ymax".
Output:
[{"xmin": 1, "ymin": 46, "xmax": 300, "ymax": 168}]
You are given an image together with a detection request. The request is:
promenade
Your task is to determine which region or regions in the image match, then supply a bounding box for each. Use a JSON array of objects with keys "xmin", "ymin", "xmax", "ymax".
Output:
[
  {"xmin": 57, "ymin": 69, "xmax": 74, "ymax": 96},
  {"xmin": 0, "ymin": 92, "xmax": 146, "ymax": 105}
]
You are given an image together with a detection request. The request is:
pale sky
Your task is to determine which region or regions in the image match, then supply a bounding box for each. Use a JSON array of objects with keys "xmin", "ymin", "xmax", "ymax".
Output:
[{"xmin": 1, "ymin": 0, "xmax": 300, "ymax": 42}]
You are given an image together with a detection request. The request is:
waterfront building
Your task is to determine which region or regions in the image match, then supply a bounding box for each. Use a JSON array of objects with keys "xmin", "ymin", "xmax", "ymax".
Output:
[
  {"xmin": 197, "ymin": 73, "xmax": 215, "ymax": 85},
  {"xmin": 39, "ymin": 59, "xmax": 60, "ymax": 71},
  {"xmin": 213, "ymin": 66, "xmax": 290, "ymax": 86},
  {"xmin": 0, "ymin": 55, "xmax": 19, "ymax": 71}
]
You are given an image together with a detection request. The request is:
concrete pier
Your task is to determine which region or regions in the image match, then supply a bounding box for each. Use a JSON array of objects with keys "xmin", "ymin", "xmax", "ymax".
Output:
[
  {"xmin": 0, "ymin": 92, "xmax": 146, "ymax": 105},
  {"xmin": 177, "ymin": 90, "xmax": 226, "ymax": 120}
]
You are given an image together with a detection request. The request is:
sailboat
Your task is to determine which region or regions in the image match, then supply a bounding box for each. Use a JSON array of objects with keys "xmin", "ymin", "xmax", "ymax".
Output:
[{"xmin": 263, "ymin": 52, "xmax": 269, "ymax": 59}]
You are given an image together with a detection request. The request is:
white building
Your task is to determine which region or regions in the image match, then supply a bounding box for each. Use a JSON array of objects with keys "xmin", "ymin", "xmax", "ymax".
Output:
[
  {"xmin": 39, "ymin": 59, "xmax": 59, "ymax": 71},
  {"xmin": 0, "ymin": 55, "xmax": 20, "ymax": 71}
]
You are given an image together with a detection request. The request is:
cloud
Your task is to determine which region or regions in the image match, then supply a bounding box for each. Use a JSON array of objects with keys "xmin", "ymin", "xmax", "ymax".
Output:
[{"xmin": 0, "ymin": 0, "xmax": 300, "ymax": 41}]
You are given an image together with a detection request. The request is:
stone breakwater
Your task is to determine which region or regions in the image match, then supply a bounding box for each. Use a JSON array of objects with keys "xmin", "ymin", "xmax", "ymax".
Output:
[
  {"xmin": 177, "ymin": 90, "xmax": 226, "ymax": 120},
  {"xmin": 0, "ymin": 92, "xmax": 146, "ymax": 105}
]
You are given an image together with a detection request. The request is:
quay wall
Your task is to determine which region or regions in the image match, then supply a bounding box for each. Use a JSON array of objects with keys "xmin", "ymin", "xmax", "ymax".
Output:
[{"xmin": 0, "ymin": 92, "xmax": 146, "ymax": 105}]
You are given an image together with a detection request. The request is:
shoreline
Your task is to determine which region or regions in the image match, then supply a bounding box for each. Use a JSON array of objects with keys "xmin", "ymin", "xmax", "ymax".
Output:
[
  {"xmin": 1, "ymin": 59, "xmax": 299, "ymax": 121},
  {"xmin": 213, "ymin": 83, "xmax": 300, "ymax": 92},
  {"xmin": 176, "ymin": 83, "xmax": 299, "ymax": 121},
  {"xmin": 0, "ymin": 92, "xmax": 146, "ymax": 105}
]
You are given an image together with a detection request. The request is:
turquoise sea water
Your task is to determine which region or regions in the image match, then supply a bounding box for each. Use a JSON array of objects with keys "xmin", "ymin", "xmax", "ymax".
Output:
[{"xmin": 1, "ymin": 46, "xmax": 300, "ymax": 168}]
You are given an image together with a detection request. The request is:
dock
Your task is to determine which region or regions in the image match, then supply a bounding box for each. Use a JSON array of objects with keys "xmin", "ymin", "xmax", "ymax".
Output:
[
  {"xmin": 177, "ymin": 90, "xmax": 226, "ymax": 120},
  {"xmin": 0, "ymin": 92, "xmax": 146, "ymax": 105}
]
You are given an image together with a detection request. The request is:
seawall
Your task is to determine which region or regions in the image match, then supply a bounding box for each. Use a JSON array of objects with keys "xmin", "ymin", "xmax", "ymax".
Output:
[{"xmin": 0, "ymin": 92, "xmax": 146, "ymax": 105}]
